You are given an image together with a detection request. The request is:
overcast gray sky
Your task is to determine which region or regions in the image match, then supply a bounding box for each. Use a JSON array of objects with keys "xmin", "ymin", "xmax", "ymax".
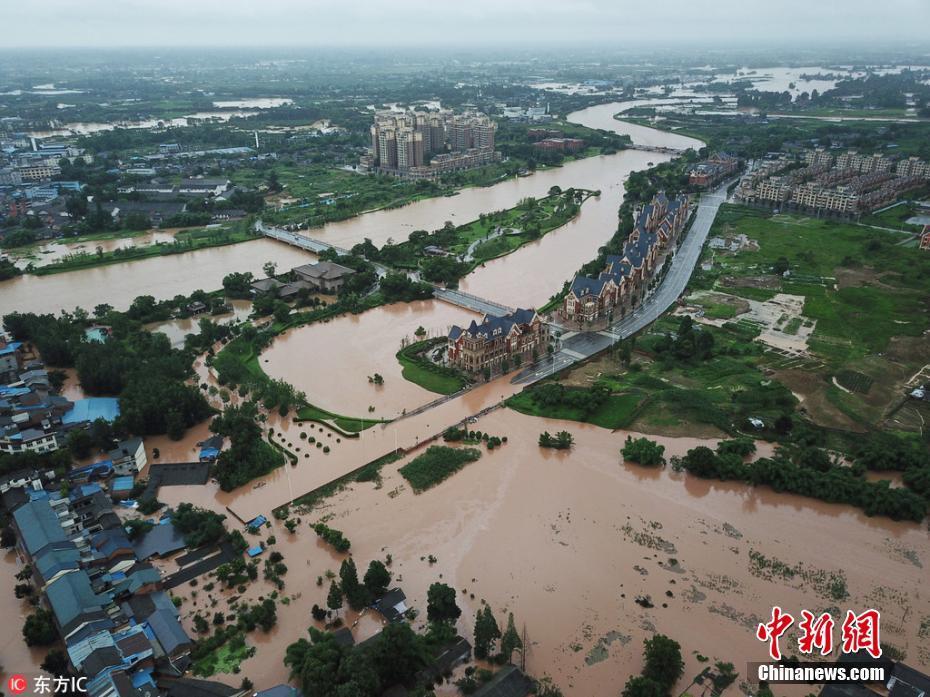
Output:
[{"xmin": 3, "ymin": 0, "xmax": 928, "ymax": 48}]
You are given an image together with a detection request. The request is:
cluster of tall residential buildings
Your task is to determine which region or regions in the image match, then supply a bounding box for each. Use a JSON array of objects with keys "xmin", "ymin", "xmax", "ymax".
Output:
[
  {"xmin": 363, "ymin": 108, "xmax": 500, "ymax": 179},
  {"xmin": 562, "ymin": 192, "xmax": 691, "ymax": 324},
  {"xmin": 736, "ymin": 148, "xmax": 930, "ymax": 215}
]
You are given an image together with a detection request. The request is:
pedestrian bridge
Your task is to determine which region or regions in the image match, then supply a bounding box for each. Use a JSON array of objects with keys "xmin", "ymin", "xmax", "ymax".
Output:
[
  {"xmin": 433, "ymin": 287, "xmax": 514, "ymax": 316},
  {"xmin": 255, "ymin": 220, "xmax": 349, "ymax": 255}
]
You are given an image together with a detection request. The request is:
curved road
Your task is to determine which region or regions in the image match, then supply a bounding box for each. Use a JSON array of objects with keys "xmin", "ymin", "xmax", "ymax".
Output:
[{"xmin": 512, "ymin": 178, "xmax": 734, "ymax": 385}]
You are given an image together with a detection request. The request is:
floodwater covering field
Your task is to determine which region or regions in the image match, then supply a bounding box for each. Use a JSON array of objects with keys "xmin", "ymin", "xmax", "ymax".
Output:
[{"xmin": 156, "ymin": 408, "xmax": 930, "ymax": 694}]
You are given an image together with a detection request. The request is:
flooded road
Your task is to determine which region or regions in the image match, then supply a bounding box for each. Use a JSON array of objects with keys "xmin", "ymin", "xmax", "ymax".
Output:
[
  {"xmin": 0, "ymin": 549, "xmax": 51, "ymax": 683},
  {"xmin": 159, "ymin": 409, "xmax": 929, "ymax": 694},
  {"xmin": 0, "ymin": 100, "xmax": 701, "ymax": 317}
]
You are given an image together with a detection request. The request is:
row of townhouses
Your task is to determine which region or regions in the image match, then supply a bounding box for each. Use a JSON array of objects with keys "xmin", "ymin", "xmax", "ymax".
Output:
[{"xmin": 561, "ymin": 191, "xmax": 691, "ymax": 324}]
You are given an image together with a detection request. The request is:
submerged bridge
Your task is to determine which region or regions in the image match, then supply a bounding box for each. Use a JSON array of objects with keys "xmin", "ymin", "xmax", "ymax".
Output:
[
  {"xmin": 432, "ymin": 287, "xmax": 514, "ymax": 317},
  {"xmin": 255, "ymin": 220, "xmax": 349, "ymax": 256}
]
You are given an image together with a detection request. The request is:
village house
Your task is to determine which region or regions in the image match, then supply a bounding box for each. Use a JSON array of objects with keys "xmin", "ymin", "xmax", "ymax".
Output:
[
  {"xmin": 448, "ymin": 308, "xmax": 548, "ymax": 374},
  {"xmin": 920, "ymin": 226, "xmax": 930, "ymax": 251},
  {"xmin": 561, "ymin": 191, "xmax": 689, "ymax": 324},
  {"xmin": 292, "ymin": 261, "xmax": 357, "ymax": 293}
]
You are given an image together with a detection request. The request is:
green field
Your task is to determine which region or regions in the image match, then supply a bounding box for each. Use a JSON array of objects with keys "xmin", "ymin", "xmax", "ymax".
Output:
[{"xmin": 700, "ymin": 205, "xmax": 930, "ymax": 363}]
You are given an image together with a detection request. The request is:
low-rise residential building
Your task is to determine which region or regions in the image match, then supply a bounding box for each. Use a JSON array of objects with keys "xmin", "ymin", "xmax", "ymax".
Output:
[
  {"xmin": 737, "ymin": 149, "xmax": 930, "ymax": 216},
  {"xmin": 292, "ymin": 261, "xmax": 357, "ymax": 293},
  {"xmin": 447, "ymin": 308, "xmax": 548, "ymax": 374},
  {"xmin": 533, "ymin": 137, "xmax": 585, "ymax": 154}
]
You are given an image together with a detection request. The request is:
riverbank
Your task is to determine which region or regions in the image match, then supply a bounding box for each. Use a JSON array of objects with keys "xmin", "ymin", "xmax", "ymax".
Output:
[{"xmin": 28, "ymin": 222, "xmax": 257, "ymax": 276}]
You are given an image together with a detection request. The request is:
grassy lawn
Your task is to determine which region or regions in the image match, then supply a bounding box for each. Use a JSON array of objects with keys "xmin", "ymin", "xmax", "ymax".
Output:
[
  {"xmin": 507, "ymin": 389, "xmax": 645, "ymax": 430},
  {"xmin": 31, "ymin": 221, "xmax": 257, "ymax": 276},
  {"xmin": 295, "ymin": 403, "xmax": 385, "ymax": 433},
  {"xmin": 396, "ymin": 340, "xmax": 468, "ymax": 395},
  {"xmin": 191, "ymin": 633, "xmax": 254, "ymax": 677},
  {"xmin": 860, "ymin": 199, "xmax": 929, "ymax": 232}
]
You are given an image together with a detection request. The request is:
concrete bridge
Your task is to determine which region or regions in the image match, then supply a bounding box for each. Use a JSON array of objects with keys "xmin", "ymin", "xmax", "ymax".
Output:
[
  {"xmin": 256, "ymin": 220, "xmax": 393, "ymax": 277},
  {"xmin": 255, "ymin": 220, "xmax": 350, "ymax": 256},
  {"xmin": 432, "ymin": 287, "xmax": 515, "ymax": 316}
]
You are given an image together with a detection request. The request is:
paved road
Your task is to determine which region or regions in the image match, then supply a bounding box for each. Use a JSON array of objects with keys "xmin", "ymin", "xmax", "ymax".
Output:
[{"xmin": 512, "ymin": 178, "xmax": 734, "ymax": 385}]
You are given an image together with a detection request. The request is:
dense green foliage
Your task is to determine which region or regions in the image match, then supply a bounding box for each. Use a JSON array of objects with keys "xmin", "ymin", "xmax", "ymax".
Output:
[
  {"xmin": 3, "ymin": 310, "xmax": 212, "ymax": 438},
  {"xmin": 23, "ymin": 608, "xmax": 58, "ymax": 646},
  {"xmin": 210, "ymin": 402, "xmax": 284, "ymax": 491},
  {"xmin": 285, "ymin": 624, "xmax": 429, "ymax": 697},
  {"xmin": 622, "ymin": 436, "xmax": 666, "ymax": 467},
  {"xmin": 538, "ymin": 431, "xmax": 574, "ymax": 449},
  {"xmin": 170, "ymin": 503, "xmax": 228, "ymax": 548},
  {"xmin": 677, "ymin": 440, "xmax": 928, "ymax": 522},
  {"xmin": 399, "ymin": 446, "xmax": 482, "ymax": 492},
  {"xmin": 312, "ymin": 523, "xmax": 351, "ymax": 553}
]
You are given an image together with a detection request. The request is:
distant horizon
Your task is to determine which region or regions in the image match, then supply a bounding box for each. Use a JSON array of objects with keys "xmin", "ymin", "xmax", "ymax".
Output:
[{"xmin": 2, "ymin": 0, "xmax": 929, "ymax": 49}]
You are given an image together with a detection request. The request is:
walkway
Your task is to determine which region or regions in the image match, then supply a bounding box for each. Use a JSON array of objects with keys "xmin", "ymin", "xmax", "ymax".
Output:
[
  {"xmin": 433, "ymin": 287, "xmax": 515, "ymax": 316},
  {"xmin": 512, "ymin": 178, "xmax": 735, "ymax": 385}
]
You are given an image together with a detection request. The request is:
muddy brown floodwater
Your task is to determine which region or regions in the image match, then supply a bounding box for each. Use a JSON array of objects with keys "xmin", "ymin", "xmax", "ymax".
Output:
[
  {"xmin": 0, "ymin": 549, "xmax": 53, "ymax": 683},
  {"xmin": 158, "ymin": 409, "xmax": 929, "ymax": 695},
  {"xmin": 262, "ymin": 300, "xmax": 480, "ymax": 419}
]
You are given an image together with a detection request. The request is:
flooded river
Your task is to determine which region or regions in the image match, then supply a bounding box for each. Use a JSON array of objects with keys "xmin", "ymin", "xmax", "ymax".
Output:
[{"xmin": 0, "ymin": 100, "xmax": 701, "ymax": 317}]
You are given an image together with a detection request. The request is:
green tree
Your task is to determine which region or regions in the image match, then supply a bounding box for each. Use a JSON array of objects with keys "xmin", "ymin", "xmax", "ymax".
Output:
[
  {"xmin": 642, "ymin": 634, "xmax": 684, "ymax": 692},
  {"xmin": 23, "ymin": 608, "xmax": 58, "ymax": 646},
  {"xmin": 363, "ymin": 560, "xmax": 391, "ymax": 598},
  {"xmin": 327, "ymin": 581, "xmax": 343, "ymax": 615},
  {"xmin": 622, "ymin": 436, "xmax": 666, "ymax": 467},
  {"xmin": 500, "ymin": 612, "xmax": 523, "ymax": 663},
  {"xmin": 622, "ymin": 676, "xmax": 666, "ymax": 697},
  {"xmin": 340, "ymin": 557, "xmax": 371, "ymax": 610},
  {"xmin": 426, "ymin": 582, "xmax": 460, "ymax": 625},
  {"xmin": 473, "ymin": 606, "xmax": 501, "ymax": 660}
]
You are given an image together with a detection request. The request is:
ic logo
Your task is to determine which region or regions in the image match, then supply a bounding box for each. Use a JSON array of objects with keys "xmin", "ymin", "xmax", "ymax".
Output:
[{"xmin": 7, "ymin": 675, "xmax": 28, "ymax": 695}]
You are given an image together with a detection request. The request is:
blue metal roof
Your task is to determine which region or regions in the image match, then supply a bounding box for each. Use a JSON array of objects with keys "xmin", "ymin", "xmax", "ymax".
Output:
[{"xmin": 62, "ymin": 398, "xmax": 121, "ymax": 425}]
